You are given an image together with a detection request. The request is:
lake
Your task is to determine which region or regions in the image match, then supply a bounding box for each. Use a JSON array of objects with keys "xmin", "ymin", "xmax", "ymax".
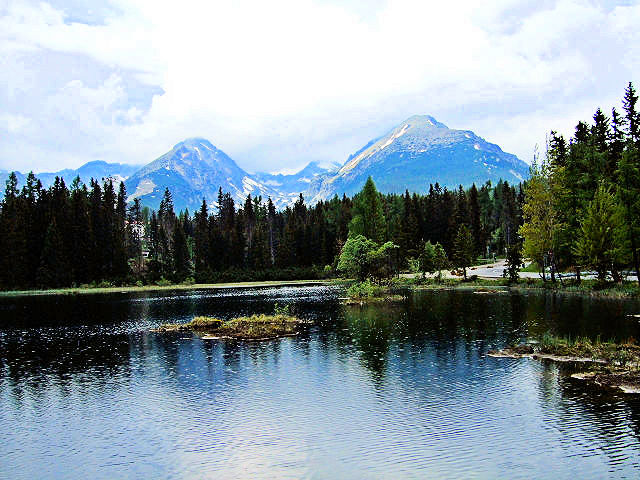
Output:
[{"xmin": 1, "ymin": 285, "xmax": 640, "ymax": 479}]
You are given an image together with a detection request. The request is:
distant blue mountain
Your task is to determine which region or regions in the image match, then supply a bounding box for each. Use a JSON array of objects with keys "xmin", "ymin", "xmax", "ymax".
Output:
[
  {"xmin": 125, "ymin": 138, "xmax": 285, "ymax": 213},
  {"xmin": 253, "ymin": 161, "xmax": 341, "ymax": 205},
  {"xmin": 306, "ymin": 115, "xmax": 530, "ymax": 203},
  {"xmin": 1, "ymin": 115, "xmax": 529, "ymax": 210}
]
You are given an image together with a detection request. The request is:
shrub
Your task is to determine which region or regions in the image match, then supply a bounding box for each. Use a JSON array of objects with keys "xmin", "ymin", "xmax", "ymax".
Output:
[
  {"xmin": 274, "ymin": 302, "xmax": 291, "ymax": 316},
  {"xmin": 346, "ymin": 280, "xmax": 385, "ymax": 299}
]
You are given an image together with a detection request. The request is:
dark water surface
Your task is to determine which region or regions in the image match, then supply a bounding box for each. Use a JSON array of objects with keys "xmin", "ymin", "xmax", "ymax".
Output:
[{"xmin": 2, "ymin": 286, "xmax": 640, "ymax": 479}]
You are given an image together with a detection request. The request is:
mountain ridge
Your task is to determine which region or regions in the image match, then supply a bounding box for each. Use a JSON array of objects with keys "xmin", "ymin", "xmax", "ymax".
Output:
[
  {"xmin": 306, "ymin": 115, "xmax": 529, "ymax": 203},
  {"xmin": 2, "ymin": 115, "xmax": 529, "ymax": 211}
]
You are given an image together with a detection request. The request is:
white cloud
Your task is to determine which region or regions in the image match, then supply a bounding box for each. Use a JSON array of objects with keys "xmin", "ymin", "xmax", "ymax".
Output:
[
  {"xmin": 1, "ymin": 113, "xmax": 31, "ymax": 133},
  {"xmin": 1, "ymin": 0, "xmax": 639, "ymax": 172}
]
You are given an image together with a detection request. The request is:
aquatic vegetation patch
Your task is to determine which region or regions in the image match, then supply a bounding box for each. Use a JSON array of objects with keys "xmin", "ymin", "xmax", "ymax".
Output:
[
  {"xmin": 488, "ymin": 334, "xmax": 640, "ymax": 394},
  {"xmin": 154, "ymin": 313, "xmax": 304, "ymax": 340},
  {"xmin": 343, "ymin": 280, "xmax": 405, "ymax": 304}
]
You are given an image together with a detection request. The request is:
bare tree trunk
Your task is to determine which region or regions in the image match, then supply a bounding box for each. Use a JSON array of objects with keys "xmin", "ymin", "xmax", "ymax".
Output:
[{"xmin": 553, "ymin": 257, "xmax": 563, "ymax": 286}]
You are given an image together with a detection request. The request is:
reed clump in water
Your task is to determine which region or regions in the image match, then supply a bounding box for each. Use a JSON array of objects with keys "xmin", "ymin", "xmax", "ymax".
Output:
[{"xmin": 153, "ymin": 304, "xmax": 304, "ymax": 340}]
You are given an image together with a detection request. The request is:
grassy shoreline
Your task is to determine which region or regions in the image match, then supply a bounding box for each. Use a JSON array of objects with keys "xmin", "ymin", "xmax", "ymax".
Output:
[
  {"xmin": 1, "ymin": 274, "xmax": 638, "ymax": 300},
  {"xmin": 0, "ymin": 279, "xmax": 332, "ymax": 297},
  {"xmin": 395, "ymin": 276, "xmax": 640, "ymax": 299}
]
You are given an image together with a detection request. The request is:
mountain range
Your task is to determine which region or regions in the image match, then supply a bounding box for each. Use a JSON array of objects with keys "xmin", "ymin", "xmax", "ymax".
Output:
[{"xmin": 2, "ymin": 115, "xmax": 530, "ymax": 211}]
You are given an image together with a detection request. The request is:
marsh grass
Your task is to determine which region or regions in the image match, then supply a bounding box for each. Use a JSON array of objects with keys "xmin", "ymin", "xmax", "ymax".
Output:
[
  {"xmin": 536, "ymin": 333, "xmax": 640, "ymax": 368},
  {"xmin": 394, "ymin": 276, "xmax": 640, "ymax": 298},
  {"xmin": 216, "ymin": 314, "xmax": 300, "ymax": 339},
  {"xmin": 154, "ymin": 312, "xmax": 303, "ymax": 339}
]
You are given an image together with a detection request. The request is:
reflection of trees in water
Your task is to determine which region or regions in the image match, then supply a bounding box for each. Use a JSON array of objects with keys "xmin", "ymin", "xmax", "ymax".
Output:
[
  {"xmin": 535, "ymin": 360, "xmax": 640, "ymax": 471},
  {"xmin": 341, "ymin": 304, "xmax": 394, "ymax": 381},
  {"xmin": 332, "ymin": 291, "xmax": 534, "ymax": 380},
  {"xmin": 0, "ymin": 289, "xmax": 343, "ymax": 393},
  {"xmin": 0, "ymin": 330, "xmax": 132, "ymax": 406},
  {"xmin": 3, "ymin": 287, "xmax": 640, "ymax": 424},
  {"xmin": 522, "ymin": 292, "xmax": 640, "ymax": 341},
  {"xmin": 0, "ymin": 293, "xmax": 140, "ymax": 329}
]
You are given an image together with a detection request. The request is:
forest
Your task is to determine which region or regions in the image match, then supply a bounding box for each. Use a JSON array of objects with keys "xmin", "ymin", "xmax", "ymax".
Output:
[
  {"xmin": 0, "ymin": 169, "xmax": 522, "ymax": 289},
  {"xmin": 520, "ymin": 82, "xmax": 640, "ymax": 284}
]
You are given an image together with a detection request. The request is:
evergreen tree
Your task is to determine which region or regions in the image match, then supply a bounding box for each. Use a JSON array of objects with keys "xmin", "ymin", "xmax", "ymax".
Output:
[
  {"xmin": 0, "ymin": 173, "xmax": 29, "ymax": 287},
  {"xmin": 194, "ymin": 199, "xmax": 209, "ymax": 280},
  {"xmin": 113, "ymin": 182, "xmax": 129, "ymax": 279},
  {"xmin": 147, "ymin": 212, "xmax": 162, "ymax": 280},
  {"xmin": 36, "ymin": 218, "xmax": 67, "ymax": 288},
  {"xmin": 349, "ymin": 176, "xmax": 386, "ymax": 243},
  {"xmin": 433, "ymin": 243, "xmax": 449, "ymax": 282},
  {"xmin": 127, "ymin": 198, "xmax": 144, "ymax": 275},
  {"xmin": 172, "ymin": 221, "xmax": 191, "ymax": 282},
  {"xmin": 88, "ymin": 179, "xmax": 104, "ymax": 279},
  {"xmin": 468, "ymin": 184, "xmax": 483, "ymax": 255},
  {"xmin": 452, "ymin": 224, "xmax": 475, "ymax": 280},
  {"xmin": 69, "ymin": 177, "xmax": 92, "ymax": 284},
  {"xmin": 623, "ymin": 82, "xmax": 639, "ymax": 144},
  {"xmin": 267, "ymin": 197, "xmax": 277, "ymax": 266},
  {"xmin": 573, "ymin": 184, "xmax": 628, "ymax": 281},
  {"xmin": 616, "ymin": 146, "xmax": 640, "ymax": 285}
]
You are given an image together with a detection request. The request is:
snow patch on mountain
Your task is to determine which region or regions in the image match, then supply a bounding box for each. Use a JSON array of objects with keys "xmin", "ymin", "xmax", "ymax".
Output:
[{"xmin": 128, "ymin": 178, "xmax": 156, "ymax": 201}]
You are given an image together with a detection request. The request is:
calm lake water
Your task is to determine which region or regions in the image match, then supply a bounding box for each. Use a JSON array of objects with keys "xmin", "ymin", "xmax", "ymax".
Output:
[{"xmin": 2, "ymin": 285, "xmax": 640, "ymax": 479}]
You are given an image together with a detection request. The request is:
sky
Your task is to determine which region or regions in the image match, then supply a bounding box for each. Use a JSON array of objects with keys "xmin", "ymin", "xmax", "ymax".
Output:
[{"xmin": 1, "ymin": 0, "xmax": 639, "ymax": 174}]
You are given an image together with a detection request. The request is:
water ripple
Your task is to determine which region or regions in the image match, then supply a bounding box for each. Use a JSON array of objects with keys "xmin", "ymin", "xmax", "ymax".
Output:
[{"xmin": 1, "ymin": 287, "xmax": 640, "ymax": 479}]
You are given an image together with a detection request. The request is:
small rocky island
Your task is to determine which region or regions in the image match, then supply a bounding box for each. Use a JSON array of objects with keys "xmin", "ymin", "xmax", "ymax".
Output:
[
  {"xmin": 488, "ymin": 337, "xmax": 640, "ymax": 394},
  {"xmin": 154, "ymin": 308, "xmax": 305, "ymax": 341}
]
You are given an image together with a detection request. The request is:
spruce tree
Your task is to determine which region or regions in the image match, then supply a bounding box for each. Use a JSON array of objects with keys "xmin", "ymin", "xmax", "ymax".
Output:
[
  {"xmin": 573, "ymin": 184, "xmax": 628, "ymax": 281},
  {"xmin": 36, "ymin": 218, "xmax": 67, "ymax": 288},
  {"xmin": 127, "ymin": 198, "xmax": 144, "ymax": 275},
  {"xmin": 0, "ymin": 173, "xmax": 28, "ymax": 288},
  {"xmin": 193, "ymin": 199, "xmax": 209, "ymax": 280},
  {"xmin": 623, "ymin": 82, "xmax": 639, "ymax": 144},
  {"xmin": 617, "ymin": 146, "xmax": 640, "ymax": 285},
  {"xmin": 452, "ymin": 224, "xmax": 475, "ymax": 280},
  {"xmin": 267, "ymin": 197, "xmax": 277, "ymax": 266},
  {"xmin": 468, "ymin": 184, "xmax": 483, "ymax": 255},
  {"xmin": 147, "ymin": 212, "xmax": 162, "ymax": 280},
  {"xmin": 70, "ymin": 177, "xmax": 92, "ymax": 284},
  {"xmin": 172, "ymin": 221, "xmax": 191, "ymax": 282},
  {"xmin": 349, "ymin": 177, "xmax": 386, "ymax": 243}
]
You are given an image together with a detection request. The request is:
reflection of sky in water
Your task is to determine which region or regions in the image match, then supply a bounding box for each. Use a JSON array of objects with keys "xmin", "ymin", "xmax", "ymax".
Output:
[{"xmin": 1, "ymin": 287, "xmax": 640, "ymax": 479}]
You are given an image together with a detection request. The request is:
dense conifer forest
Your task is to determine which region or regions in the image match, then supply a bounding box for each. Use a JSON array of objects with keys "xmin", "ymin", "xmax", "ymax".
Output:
[
  {"xmin": 0, "ymin": 169, "xmax": 522, "ymax": 289},
  {"xmin": 519, "ymin": 82, "xmax": 640, "ymax": 284}
]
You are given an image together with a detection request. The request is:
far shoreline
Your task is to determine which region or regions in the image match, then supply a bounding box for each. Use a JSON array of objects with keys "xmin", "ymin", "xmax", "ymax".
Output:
[
  {"xmin": 0, "ymin": 279, "xmax": 333, "ymax": 298},
  {"xmin": 2, "ymin": 275, "xmax": 640, "ymax": 300}
]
